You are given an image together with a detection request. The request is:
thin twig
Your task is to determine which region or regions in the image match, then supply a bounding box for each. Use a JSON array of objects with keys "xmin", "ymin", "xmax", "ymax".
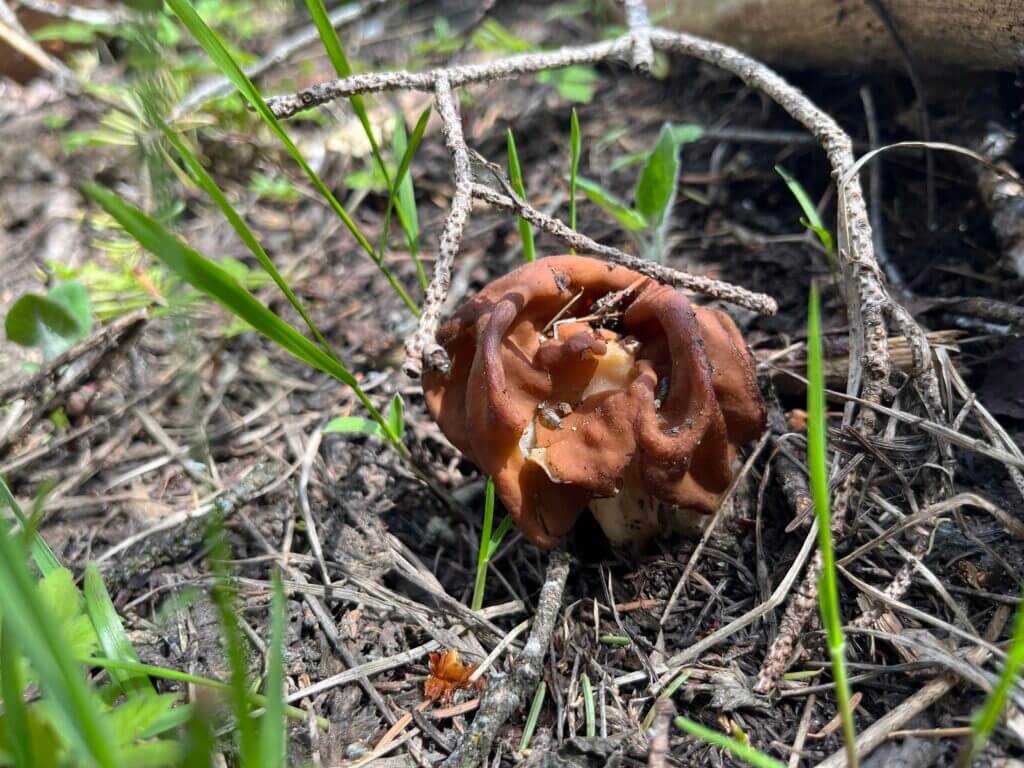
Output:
[
  {"xmin": 472, "ymin": 184, "xmax": 778, "ymax": 315},
  {"xmin": 443, "ymin": 551, "xmax": 571, "ymax": 767},
  {"xmin": 402, "ymin": 75, "xmax": 473, "ymax": 377}
]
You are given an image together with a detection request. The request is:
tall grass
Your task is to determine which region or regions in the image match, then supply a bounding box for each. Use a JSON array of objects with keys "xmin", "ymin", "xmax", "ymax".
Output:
[
  {"xmin": 807, "ymin": 282, "xmax": 858, "ymax": 767},
  {"xmin": 0, "ymin": 477, "xmax": 302, "ymax": 767},
  {"xmin": 164, "ymin": 0, "xmax": 419, "ymax": 315}
]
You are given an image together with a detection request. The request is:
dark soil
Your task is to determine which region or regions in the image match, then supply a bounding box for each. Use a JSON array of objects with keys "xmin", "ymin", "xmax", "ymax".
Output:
[{"xmin": 0, "ymin": 1, "xmax": 1022, "ymax": 765}]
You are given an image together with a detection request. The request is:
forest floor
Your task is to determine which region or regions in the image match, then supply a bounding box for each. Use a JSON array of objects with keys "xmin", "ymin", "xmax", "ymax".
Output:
[{"xmin": 0, "ymin": 1, "xmax": 1022, "ymax": 765}]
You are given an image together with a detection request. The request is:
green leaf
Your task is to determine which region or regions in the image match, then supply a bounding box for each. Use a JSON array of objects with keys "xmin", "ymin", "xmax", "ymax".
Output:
[
  {"xmin": 485, "ymin": 515, "xmax": 513, "ymax": 560},
  {"xmin": 5, "ymin": 295, "xmax": 81, "ymax": 360},
  {"xmin": 1, "ymin": 621, "xmax": 33, "ymax": 768},
  {"xmin": 81, "ymin": 182, "xmax": 404, "ymax": 457},
  {"xmin": 581, "ymin": 672, "xmax": 595, "ymax": 737},
  {"xmin": 108, "ymin": 693, "xmax": 178, "ymax": 745},
  {"xmin": 137, "ymin": 702, "xmax": 194, "ymax": 740},
  {"xmin": 78, "ymin": 656, "xmax": 323, "ymax": 727},
  {"xmin": 675, "ymin": 716, "xmax": 785, "ymax": 768},
  {"xmin": 519, "ymin": 681, "xmax": 546, "ymax": 751},
  {"xmin": 807, "ymin": 283, "xmax": 858, "ymax": 766},
  {"xmin": 507, "ymin": 128, "xmax": 536, "ymax": 262},
  {"xmin": 0, "ymin": 478, "xmax": 61, "ymax": 576},
  {"xmin": 259, "ymin": 570, "xmax": 286, "ymax": 768},
  {"xmin": 83, "ymin": 563, "xmax": 154, "ymax": 697},
  {"xmin": 180, "ymin": 703, "xmax": 216, "ymax": 768},
  {"xmin": 322, "ymin": 417, "xmax": 387, "ymax": 439},
  {"xmin": 961, "ymin": 586, "xmax": 1024, "ymax": 765},
  {"xmin": 669, "ymin": 123, "xmax": 704, "ymax": 145},
  {"xmin": 115, "ymin": 739, "xmax": 182, "ymax": 767},
  {"xmin": 165, "ymin": 0, "xmax": 417, "ymax": 316},
  {"xmin": 381, "ymin": 108, "xmax": 431, "ymax": 290},
  {"xmin": 304, "ymin": 0, "xmax": 419, "ymax": 267},
  {"xmin": 775, "ymin": 165, "xmax": 835, "ymax": 256},
  {"xmin": 386, "ymin": 394, "xmax": 405, "ymax": 442},
  {"xmin": 161, "ymin": 126, "xmax": 337, "ymax": 359},
  {"xmin": 575, "ymin": 176, "xmax": 647, "ymax": 231},
  {"xmin": 471, "ymin": 478, "xmax": 497, "ymax": 612},
  {"xmin": 538, "ymin": 66, "xmax": 598, "ymax": 104},
  {"xmin": 0, "ymin": 523, "xmax": 117, "ymax": 767},
  {"xmin": 32, "ymin": 22, "xmax": 99, "ymax": 44},
  {"xmin": 569, "ymin": 109, "xmax": 581, "ymax": 254},
  {"xmin": 635, "ymin": 123, "xmax": 680, "ymax": 225},
  {"xmin": 50, "ymin": 280, "xmax": 94, "ymax": 321},
  {"xmin": 37, "ymin": 569, "xmax": 99, "ymax": 662}
]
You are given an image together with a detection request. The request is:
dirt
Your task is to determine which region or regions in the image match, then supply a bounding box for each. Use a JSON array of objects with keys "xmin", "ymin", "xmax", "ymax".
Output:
[{"xmin": 0, "ymin": 1, "xmax": 1022, "ymax": 766}]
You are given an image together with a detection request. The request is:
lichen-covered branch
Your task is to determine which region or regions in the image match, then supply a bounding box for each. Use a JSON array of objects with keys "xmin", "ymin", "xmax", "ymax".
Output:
[
  {"xmin": 265, "ymin": 39, "xmax": 629, "ymax": 119},
  {"xmin": 623, "ymin": 0, "xmax": 654, "ymax": 72},
  {"xmin": 471, "ymin": 184, "xmax": 779, "ymax": 315},
  {"xmin": 443, "ymin": 550, "xmax": 571, "ymax": 767},
  {"xmin": 403, "ymin": 76, "xmax": 473, "ymax": 378}
]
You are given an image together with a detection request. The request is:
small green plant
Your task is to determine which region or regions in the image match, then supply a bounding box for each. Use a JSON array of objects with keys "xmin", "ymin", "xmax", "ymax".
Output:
[
  {"xmin": 776, "ymin": 165, "xmax": 839, "ymax": 280},
  {"xmin": 323, "ymin": 393, "xmax": 405, "ymax": 440},
  {"xmin": 0, "ymin": 477, "xmax": 306, "ymax": 767},
  {"xmin": 807, "ymin": 282, "xmax": 858, "ymax": 767},
  {"xmin": 956, "ymin": 586, "xmax": 1024, "ymax": 766},
  {"xmin": 82, "ymin": 182, "xmax": 409, "ymax": 461},
  {"xmin": 248, "ymin": 172, "xmax": 301, "ymax": 203},
  {"xmin": 581, "ymin": 671, "xmax": 596, "ymax": 737},
  {"xmin": 5, "ymin": 280, "xmax": 93, "ymax": 360},
  {"xmin": 674, "ymin": 716, "xmax": 785, "ymax": 768},
  {"xmin": 507, "ymin": 128, "xmax": 536, "ymax": 262},
  {"xmin": 569, "ymin": 108, "xmax": 581, "ymax": 253},
  {"xmin": 471, "ymin": 478, "xmax": 514, "ymax": 611},
  {"xmin": 519, "ymin": 681, "xmax": 547, "ymax": 751},
  {"xmin": 577, "ymin": 123, "xmax": 698, "ymax": 262},
  {"xmin": 165, "ymin": 0, "xmax": 418, "ymax": 315}
]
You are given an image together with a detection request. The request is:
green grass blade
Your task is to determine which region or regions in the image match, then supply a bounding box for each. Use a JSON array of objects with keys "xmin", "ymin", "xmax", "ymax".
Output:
[
  {"xmin": 303, "ymin": 0, "xmax": 421, "ymax": 278},
  {"xmin": 208, "ymin": 527, "xmax": 259, "ymax": 767},
  {"xmin": 0, "ymin": 621, "xmax": 32, "ymax": 768},
  {"xmin": 519, "ymin": 680, "xmax": 546, "ymax": 751},
  {"xmin": 569, "ymin": 109, "xmax": 581, "ymax": 254},
  {"xmin": 641, "ymin": 669, "xmax": 691, "ymax": 729},
  {"xmin": 581, "ymin": 671, "xmax": 595, "ymax": 737},
  {"xmin": 675, "ymin": 716, "xmax": 785, "ymax": 768},
  {"xmin": 78, "ymin": 656, "xmax": 323, "ymax": 727},
  {"xmin": 807, "ymin": 282, "xmax": 858, "ymax": 768},
  {"xmin": 0, "ymin": 523, "xmax": 117, "ymax": 767},
  {"xmin": 958, "ymin": 588, "xmax": 1024, "ymax": 766},
  {"xmin": 0, "ymin": 477, "xmax": 61, "ymax": 576},
  {"xmin": 83, "ymin": 562, "xmax": 154, "ymax": 697},
  {"xmin": 161, "ymin": 125, "xmax": 337, "ymax": 359},
  {"xmin": 507, "ymin": 129, "xmax": 536, "ymax": 262},
  {"xmin": 259, "ymin": 569, "xmax": 286, "ymax": 768},
  {"xmin": 82, "ymin": 182, "xmax": 407, "ymax": 458},
  {"xmin": 165, "ymin": 0, "xmax": 418, "ymax": 316},
  {"xmin": 775, "ymin": 165, "xmax": 835, "ymax": 259},
  {"xmin": 181, "ymin": 701, "xmax": 216, "ymax": 768},
  {"xmin": 485, "ymin": 515, "xmax": 513, "ymax": 559},
  {"xmin": 380, "ymin": 108, "xmax": 431, "ymax": 288},
  {"xmin": 471, "ymin": 478, "xmax": 496, "ymax": 611}
]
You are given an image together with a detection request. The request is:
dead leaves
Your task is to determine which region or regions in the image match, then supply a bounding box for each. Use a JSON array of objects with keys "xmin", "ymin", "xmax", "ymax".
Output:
[{"xmin": 424, "ymin": 649, "xmax": 484, "ymax": 703}]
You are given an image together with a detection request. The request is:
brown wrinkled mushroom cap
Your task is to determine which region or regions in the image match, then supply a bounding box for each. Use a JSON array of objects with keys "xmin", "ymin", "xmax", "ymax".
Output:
[{"xmin": 424, "ymin": 255, "xmax": 766, "ymax": 549}]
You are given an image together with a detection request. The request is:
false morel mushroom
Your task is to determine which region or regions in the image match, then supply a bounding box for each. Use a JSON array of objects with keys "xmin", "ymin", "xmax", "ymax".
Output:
[{"xmin": 424, "ymin": 255, "xmax": 766, "ymax": 549}]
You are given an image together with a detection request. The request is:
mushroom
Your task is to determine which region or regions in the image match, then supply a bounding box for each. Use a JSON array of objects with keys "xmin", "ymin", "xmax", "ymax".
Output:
[{"xmin": 424, "ymin": 255, "xmax": 766, "ymax": 549}]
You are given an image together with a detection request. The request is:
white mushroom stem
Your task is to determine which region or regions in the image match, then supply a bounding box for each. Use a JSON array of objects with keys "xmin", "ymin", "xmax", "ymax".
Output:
[{"xmin": 590, "ymin": 472, "xmax": 662, "ymax": 547}]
